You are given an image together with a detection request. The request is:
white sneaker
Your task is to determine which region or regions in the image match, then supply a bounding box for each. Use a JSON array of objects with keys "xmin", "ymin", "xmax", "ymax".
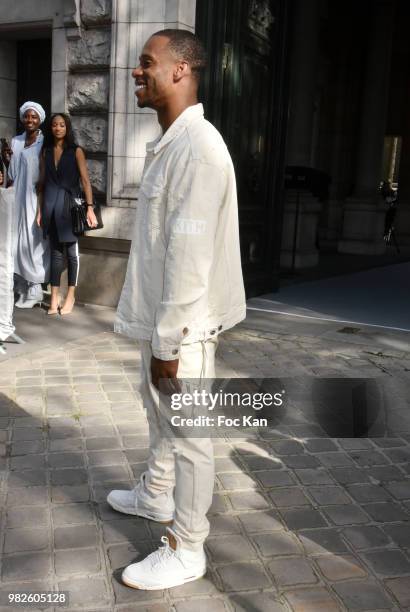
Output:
[
  {"xmin": 15, "ymin": 297, "xmax": 42, "ymax": 309},
  {"xmin": 107, "ymin": 473, "xmax": 174, "ymax": 523},
  {"xmin": 14, "ymin": 293, "xmax": 27, "ymax": 307},
  {"xmin": 122, "ymin": 528, "xmax": 206, "ymax": 590},
  {"xmin": 15, "ymin": 286, "xmax": 43, "ymax": 309}
]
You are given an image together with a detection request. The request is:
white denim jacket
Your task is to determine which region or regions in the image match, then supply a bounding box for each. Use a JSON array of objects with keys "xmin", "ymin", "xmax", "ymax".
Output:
[{"xmin": 114, "ymin": 104, "xmax": 246, "ymax": 360}]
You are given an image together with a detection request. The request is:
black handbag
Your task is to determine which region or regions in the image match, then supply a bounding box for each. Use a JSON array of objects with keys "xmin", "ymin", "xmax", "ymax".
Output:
[{"xmin": 66, "ymin": 192, "xmax": 104, "ymax": 236}]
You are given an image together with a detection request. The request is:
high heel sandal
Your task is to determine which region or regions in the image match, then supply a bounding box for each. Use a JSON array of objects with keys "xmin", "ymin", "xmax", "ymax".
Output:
[{"xmin": 59, "ymin": 298, "xmax": 75, "ymax": 316}]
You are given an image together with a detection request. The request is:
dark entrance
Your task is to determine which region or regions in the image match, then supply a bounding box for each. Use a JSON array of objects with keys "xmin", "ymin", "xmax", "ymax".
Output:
[
  {"xmin": 16, "ymin": 38, "xmax": 51, "ymax": 132},
  {"xmin": 195, "ymin": 0, "xmax": 291, "ymax": 296}
]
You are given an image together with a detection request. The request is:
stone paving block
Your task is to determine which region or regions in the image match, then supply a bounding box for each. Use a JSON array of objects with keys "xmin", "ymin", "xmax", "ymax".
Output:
[
  {"xmin": 52, "ymin": 502, "xmax": 95, "ymax": 526},
  {"xmin": 48, "ymin": 426, "xmax": 81, "ymax": 440},
  {"xmin": 308, "ymin": 485, "xmax": 351, "ymax": 505},
  {"xmin": 384, "ymin": 447, "xmax": 410, "ymax": 463},
  {"xmin": 54, "ymin": 524, "xmax": 98, "ymax": 549},
  {"xmin": 295, "ymin": 468, "xmax": 334, "ymax": 485},
  {"xmin": 217, "ymin": 472, "xmax": 257, "ymax": 490},
  {"xmin": 252, "ymin": 531, "xmax": 302, "ymax": 556},
  {"xmin": 238, "ymin": 510, "xmax": 283, "ymax": 533},
  {"xmin": 270, "ymin": 439, "xmax": 304, "ymax": 455},
  {"xmin": 2, "ymin": 552, "xmax": 52, "ymax": 581},
  {"xmin": 269, "ymin": 486, "xmax": 311, "ymax": 507},
  {"xmin": 217, "ymin": 562, "xmax": 272, "ymax": 591},
  {"xmin": 332, "ymin": 580, "xmax": 395, "ymax": 610},
  {"xmin": 315, "ymin": 554, "xmax": 367, "ymax": 581},
  {"xmin": 238, "ymin": 455, "xmax": 282, "ymax": 471},
  {"xmin": 297, "ymin": 528, "xmax": 349, "ymax": 555},
  {"xmin": 317, "ymin": 452, "xmax": 354, "ymax": 468},
  {"xmin": 373, "ymin": 437, "xmax": 406, "ymax": 448},
  {"xmin": 124, "ymin": 448, "xmax": 149, "ymax": 463},
  {"xmin": 361, "ymin": 501, "xmax": 410, "ymax": 523},
  {"xmin": 9, "ymin": 454, "xmax": 46, "ymax": 470},
  {"xmin": 280, "ymin": 507, "xmax": 327, "ymax": 530},
  {"xmin": 48, "ymin": 453, "xmax": 85, "ymax": 468},
  {"xmin": 284, "ymin": 587, "xmax": 341, "ymax": 612},
  {"xmin": 102, "ymin": 518, "xmax": 150, "ymax": 543},
  {"xmin": 304, "ymin": 438, "xmax": 339, "ymax": 453},
  {"xmin": 58, "ymin": 577, "xmax": 109, "ymax": 606},
  {"xmin": 385, "ymin": 479, "xmax": 410, "ymax": 500},
  {"xmin": 174, "ymin": 598, "xmax": 227, "ymax": 612},
  {"xmin": 12, "ymin": 427, "xmax": 43, "ymax": 441},
  {"xmin": 8, "ymin": 469, "xmax": 47, "ymax": 487},
  {"xmin": 383, "ymin": 523, "xmax": 410, "ymax": 548},
  {"xmin": 87, "ymin": 450, "xmax": 128, "ymax": 466},
  {"xmin": 51, "ymin": 484, "xmax": 90, "ymax": 503},
  {"xmin": 361, "ymin": 549, "xmax": 410, "ymax": 576},
  {"xmin": 228, "ymin": 592, "xmax": 286, "ymax": 612},
  {"xmin": 281, "ymin": 454, "xmax": 320, "ymax": 469},
  {"xmin": 322, "ymin": 504, "xmax": 370, "ymax": 525},
  {"xmin": 82, "ymin": 425, "xmax": 116, "ymax": 438},
  {"xmin": 342, "ymin": 525, "xmax": 392, "ymax": 550},
  {"xmin": 170, "ymin": 572, "xmax": 220, "ymax": 598},
  {"xmin": 349, "ymin": 450, "xmax": 390, "ymax": 467},
  {"xmin": 268, "ymin": 557, "xmax": 318, "ymax": 587},
  {"xmin": 228, "ymin": 491, "xmax": 270, "ymax": 510},
  {"xmin": 346, "ymin": 483, "xmax": 392, "ymax": 503},
  {"xmin": 50, "ymin": 468, "xmax": 88, "ymax": 485},
  {"xmin": 329, "ymin": 467, "xmax": 371, "ymax": 484},
  {"xmin": 366, "ymin": 465, "xmax": 407, "ymax": 482},
  {"xmin": 4, "ymin": 527, "xmax": 49, "ymax": 553},
  {"xmin": 385, "ymin": 576, "xmax": 410, "ymax": 607},
  {"xmin": 55, "ymin": 547, "xmax": 100, "ymax": 576},
  {"xmin": 209, "ymin": 515, "xmax": 241, "ymax": 536},
  {"xmin": 256, "ymin": 470, "xmax": 296, "ymax": 488},
  {"xmin": 206, "ymin": 535, "xmax": 257, "ymax": 563},
  {"xmin": 6, "ymin": 506, "xmax": 49, "ymax": 529},
  {"xmin": 90, "ymin": 465, "xmax": 130, "ymax": 482},
  {"xmin": 11, "ymin": 440, "xmax": 45, "ymax": 455},
  {"xmin": 7, "ymin": 486, "xmax": 48, "ymax": 507},
  {"xmin": 49, "ymin": 438, "xmax": 84, "ymax": 452},
  {"xmin": 112, "ymin": 574, "xmax": 166, "ymax": 604},
  {"xmin": 85, "ymin": 437, "xmax": 122, "ymax": 451}
]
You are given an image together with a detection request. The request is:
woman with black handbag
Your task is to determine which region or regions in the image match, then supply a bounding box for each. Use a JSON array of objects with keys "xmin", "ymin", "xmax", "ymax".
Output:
[{"xmin": 37, "ymin": 113, "xmax": 97, "ymax": 315}]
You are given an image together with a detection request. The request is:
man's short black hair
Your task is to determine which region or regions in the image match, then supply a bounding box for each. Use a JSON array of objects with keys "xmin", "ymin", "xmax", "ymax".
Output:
[{"xmin": 152, "ymin": 28, "xmax": 207, "ymax": 79}]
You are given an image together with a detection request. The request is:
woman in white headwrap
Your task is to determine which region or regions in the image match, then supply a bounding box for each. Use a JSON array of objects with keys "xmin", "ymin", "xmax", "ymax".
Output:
[{"xmin": 8, "ymin": 101, "xmax": 50, "ymax": 308}]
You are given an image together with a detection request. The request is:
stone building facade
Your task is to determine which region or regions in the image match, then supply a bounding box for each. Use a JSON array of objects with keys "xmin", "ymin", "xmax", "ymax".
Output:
[{"xmin": 0, "ymin": 0, "xmax": 409, "ymax": 305}]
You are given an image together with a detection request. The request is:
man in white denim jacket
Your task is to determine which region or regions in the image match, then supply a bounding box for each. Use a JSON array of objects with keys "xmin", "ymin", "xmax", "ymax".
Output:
[{"xmin": 109, "ymin": 29, "xmax": 246, "ymax": 591}]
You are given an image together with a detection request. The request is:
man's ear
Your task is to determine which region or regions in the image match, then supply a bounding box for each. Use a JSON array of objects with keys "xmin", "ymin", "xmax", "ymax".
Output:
[{"xmin": 173, "ymin": 60, "xmax": 190, "ymax": 82}]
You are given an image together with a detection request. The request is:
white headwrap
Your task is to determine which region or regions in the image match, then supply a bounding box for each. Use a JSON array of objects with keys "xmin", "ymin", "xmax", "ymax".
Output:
[{"xmin": 19, "ymin": 101, "xmax": 46, "ymax": 125}]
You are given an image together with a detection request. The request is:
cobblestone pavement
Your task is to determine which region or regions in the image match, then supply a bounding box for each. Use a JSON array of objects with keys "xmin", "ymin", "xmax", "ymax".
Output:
[{"xmin": 0, "ymin": 321, "xmax": 410, "ymax": 611}]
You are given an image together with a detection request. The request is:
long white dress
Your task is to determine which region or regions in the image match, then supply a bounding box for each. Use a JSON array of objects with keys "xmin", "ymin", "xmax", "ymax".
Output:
[
  {"xmin": 9, "ymin": 132, "xmax": 50, "ymax": 291},
  {"xmin": 0, "ymin": 187, "xmax": 15, "ymax": 340}
]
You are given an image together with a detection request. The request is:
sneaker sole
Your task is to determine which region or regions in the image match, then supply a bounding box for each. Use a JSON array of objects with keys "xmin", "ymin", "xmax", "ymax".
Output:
[
  {"xmin": 122, "ymin": 568, "xmax": 207, "ymax": 590},
  {"xmin": 107, "ymin": 496, "xmax": 174, "ymax": 524}
]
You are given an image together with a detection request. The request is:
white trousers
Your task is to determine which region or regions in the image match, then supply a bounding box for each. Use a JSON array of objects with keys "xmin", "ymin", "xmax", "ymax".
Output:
[{"xmin": 140, "ymin": 338, "xmax": 217, "ymax": 551}]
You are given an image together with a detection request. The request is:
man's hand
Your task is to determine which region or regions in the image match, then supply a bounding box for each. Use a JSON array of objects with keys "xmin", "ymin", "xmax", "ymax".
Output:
[
  {"xmin": 151, "ymin": 356, "xmax": 180, "ymax": 393},
  {"xmin": 0, "ymin": 171, "xmax": 3, "ymax": 186},
  {"xmin": 36, "ymin": 210, "xmax": 42, "ymax": 228}
]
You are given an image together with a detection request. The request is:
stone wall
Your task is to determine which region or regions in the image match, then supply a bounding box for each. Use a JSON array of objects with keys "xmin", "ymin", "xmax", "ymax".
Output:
[{"xmin": 67, "ymin": 0, "xmax": 112, "ymax": 203}]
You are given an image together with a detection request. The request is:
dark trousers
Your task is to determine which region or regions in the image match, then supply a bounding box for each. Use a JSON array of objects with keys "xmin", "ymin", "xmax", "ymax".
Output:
[{"xmin": 49, "ymin": 216, "xmax": 79, "ymax": 287}]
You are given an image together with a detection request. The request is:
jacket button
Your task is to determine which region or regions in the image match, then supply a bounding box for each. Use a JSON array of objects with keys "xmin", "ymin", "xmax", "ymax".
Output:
[
  {"xmin": 182, "ymin": 327, "xmax": 189, "ymax": 335},
  {"xmin": 172, "ymin": 349, "xmax": 178, "ymax": 355},
  {"xmin": 218, "ymin": 325, "xmax": 223, "ymax": 331}
]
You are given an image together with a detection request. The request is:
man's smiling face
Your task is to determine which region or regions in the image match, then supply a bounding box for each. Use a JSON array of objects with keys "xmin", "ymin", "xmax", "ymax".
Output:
[{"xmin": 132, "ymin": 35, "xmax": 177, "ymax": 109}]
